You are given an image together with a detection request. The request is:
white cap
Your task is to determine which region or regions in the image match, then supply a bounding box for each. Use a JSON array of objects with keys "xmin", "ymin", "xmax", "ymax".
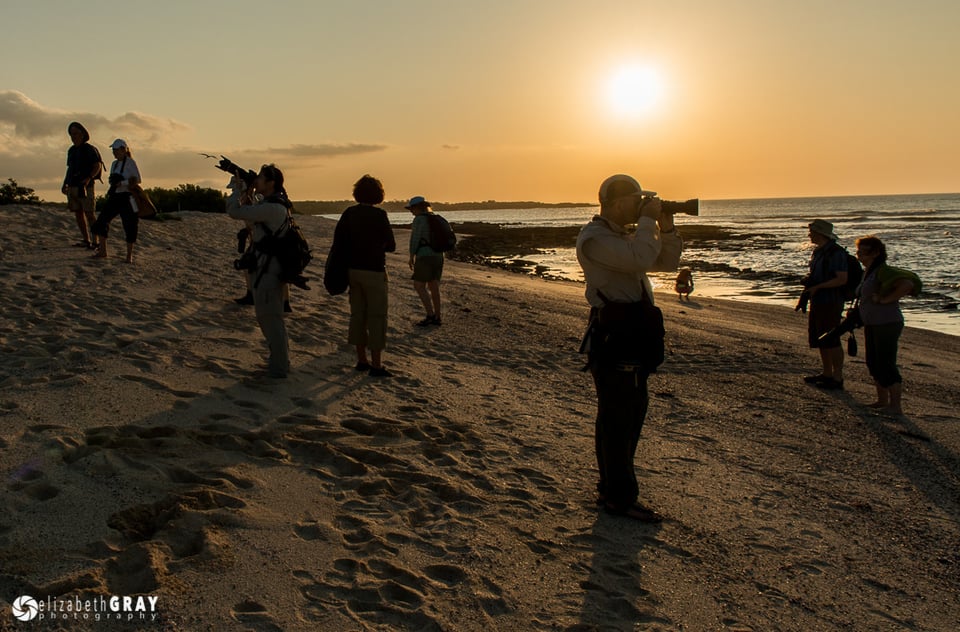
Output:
[{"xmin": 110, "ymin": 138, "xmax": 128, "ymax": 149}]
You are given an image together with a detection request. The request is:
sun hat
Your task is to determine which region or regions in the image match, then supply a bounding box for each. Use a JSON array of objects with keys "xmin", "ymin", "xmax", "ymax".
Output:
[
  {"xmin": 598, "ymin": 174, "xmax": 656, "ymax": 204},
  {"xmin": 808, "ymin": 219, "xmax": 838, "ymax": 241},
  {"xmin": 405, "ymin": 195, "xmax": 428, "ymax": 209},
  {"xmin": 67, "ymin": 122, "xmax": 90, "ymax": 142},
  {"xmin": 110, "ymin": 138, "xmax": 128, "ymax": 149}
]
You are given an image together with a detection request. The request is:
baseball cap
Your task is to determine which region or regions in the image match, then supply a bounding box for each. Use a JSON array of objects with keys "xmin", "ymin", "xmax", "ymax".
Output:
[
  {"xmin": 405, "ymin": 195, "xmax": 428, "ymax": 209},
  {"xmin": 598, "ymin": 174, "xmax": 656, "ymax": 204},
  {"xmin": 110, "ymin": 138, "xmax": 128, "ymax": 150}
]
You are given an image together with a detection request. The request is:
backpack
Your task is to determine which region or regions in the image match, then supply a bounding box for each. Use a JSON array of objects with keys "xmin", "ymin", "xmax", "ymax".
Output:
[
  {"xmin": 255, "ymin": 216, "xmax": 312, "ymax": 290},
  {"xmin": 92, "ymin": 146, "xmax": 105, "ymax": 183},
  {"xmin": 425, "ymin": 213, "xmax": 457, "ymax": 252},
  {"xmin": 322, "ymin": 241, "xmax": 349, "ymax": 296},
  {"xmin": 836, "ymin": 245, "xmax": 862, "ymax": 302}
]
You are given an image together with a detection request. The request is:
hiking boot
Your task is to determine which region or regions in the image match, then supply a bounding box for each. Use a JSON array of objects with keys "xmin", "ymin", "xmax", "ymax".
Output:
[
  {"xmin": 803, "ymin": 373, "xmax": 828, "ymax": 384},
  {"xmin": 234, "ymin": 292, "xmax": 254, "ymax": 306},
  {"xmin": 415, "ymin": 315, "xmax": 437, "ymax": 327}
]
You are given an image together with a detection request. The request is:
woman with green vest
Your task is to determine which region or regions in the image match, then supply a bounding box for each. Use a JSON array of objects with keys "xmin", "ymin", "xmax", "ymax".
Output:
[{"xmin": 855, "ymin": 236, "xmax": 922, "ymax": 415}]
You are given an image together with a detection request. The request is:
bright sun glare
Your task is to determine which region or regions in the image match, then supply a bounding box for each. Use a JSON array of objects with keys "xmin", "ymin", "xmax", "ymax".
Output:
[{"xmin": 606, "ymin": 65, "xmax": 664, "ymax": 118}]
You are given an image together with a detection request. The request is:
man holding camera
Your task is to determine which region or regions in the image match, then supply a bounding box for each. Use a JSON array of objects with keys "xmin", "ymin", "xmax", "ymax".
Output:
[
  {"xmin": 226, "ymin": 164, "xmax": 292, "ymax": 378},
  {"xmin": 576, "ymin": 174, "xmax": 683, "ymax": 522}
]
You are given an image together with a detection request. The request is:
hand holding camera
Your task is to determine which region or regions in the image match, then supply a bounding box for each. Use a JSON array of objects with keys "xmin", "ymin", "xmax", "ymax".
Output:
[
  {"xmin": 638, "ymin": 196, "xmax": 662, "ymax": 221},
  {"xmin": 217, "ymin": 156, "xmax": 257, "ymax": 187}
]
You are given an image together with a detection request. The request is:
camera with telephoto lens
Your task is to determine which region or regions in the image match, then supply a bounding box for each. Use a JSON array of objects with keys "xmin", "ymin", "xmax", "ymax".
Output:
[
  {"xmin": 216, "ymin": 156, "xmax": 257, "ymax": 187},
  {"xmin": 659, "ymin": 198, "xmax": 700, "ymax": 216},
  {"xmin": 236, "ymin": 227, "xmax": 251, "ymax": 254},
  {"xmin": 233, "ymin": 251, "xmax": 258, "ymax": 272},
  {"xmin": 795, "ymin": 289, "xmax": 811, "ymax": 313},
  {"xmin": 818, "ymin": 305, "xmax": 862, "ymax": 347}
]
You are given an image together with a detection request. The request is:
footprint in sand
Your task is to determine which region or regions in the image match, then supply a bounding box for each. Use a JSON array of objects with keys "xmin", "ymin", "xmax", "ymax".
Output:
[
  {"xmin": 231, "ymin": 600, "xmax": 283, "ymax": 631},
  {"xmin": 16, "ymin": 481, "xmax": 61, "ymax": 501}
]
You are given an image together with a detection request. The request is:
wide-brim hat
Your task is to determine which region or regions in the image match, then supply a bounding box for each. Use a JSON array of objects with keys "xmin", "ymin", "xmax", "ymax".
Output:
[
  {"xmin": 598, "ymin": 174, "xmax": 656, "ymax": 204},
  {"xmin": 808, "ymin": 219, "xmax": 838, "ymax": 240}
]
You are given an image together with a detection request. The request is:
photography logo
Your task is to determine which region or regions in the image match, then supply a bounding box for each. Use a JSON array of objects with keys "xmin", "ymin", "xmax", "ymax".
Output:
[{"xmin": 12, "ymin": 595, "xmax": 39, "ymax": 621}]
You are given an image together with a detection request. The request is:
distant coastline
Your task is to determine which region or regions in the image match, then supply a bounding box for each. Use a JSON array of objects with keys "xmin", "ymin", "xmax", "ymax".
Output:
[{"xmin": 294, "ymin": 200, "xmax": 593, "ymax": 215}]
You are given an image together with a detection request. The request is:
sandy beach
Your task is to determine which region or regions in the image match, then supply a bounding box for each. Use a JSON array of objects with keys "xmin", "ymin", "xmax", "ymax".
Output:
[{"xmin": 1, "ymin": 204, "xmax": 958, "ymax": 631}]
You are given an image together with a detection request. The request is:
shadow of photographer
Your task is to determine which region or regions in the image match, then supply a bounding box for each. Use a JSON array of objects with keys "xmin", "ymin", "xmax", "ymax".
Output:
[{"xmin": 575, "ymin": 512, "xmax": 674, "ymax": 629}]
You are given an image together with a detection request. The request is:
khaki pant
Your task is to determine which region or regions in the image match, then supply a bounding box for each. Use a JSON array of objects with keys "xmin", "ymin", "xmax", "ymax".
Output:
[
  {"xmin": 348, "ymin": 269, "xmax": 388, "ymax": 351},
  {"xmin": 254, "ymin": 282, "xmax": 289, "ymax": 377}
]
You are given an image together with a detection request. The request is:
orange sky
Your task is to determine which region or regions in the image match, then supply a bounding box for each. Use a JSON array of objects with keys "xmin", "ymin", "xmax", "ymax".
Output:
[{"xmin": 2, "ymin": 1, "xmax": 958, "ymax": 203}]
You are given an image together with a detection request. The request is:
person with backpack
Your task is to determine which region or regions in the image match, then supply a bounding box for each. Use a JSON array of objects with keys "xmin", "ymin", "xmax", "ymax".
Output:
[
  {"xmin": 406, "ymin": 196, "xmax": 444, "ymax": 326},
  {"xmin": 330, "ymin": 175, "xmax": 396, "ymax": 377},
  {"xmin": 226, "ymin": 164, "xmax": 292, "ymax": 378},
  {"xmin": 801, "ymin": 219, "xmax": 851, "ymax": 390},
  {"xmin": 91, "ymin": 139, "xmax": 142, "ymax": 263},
  {"xmin": 855, "ymin": 236, "xmax": 921, "ymax": 415},
  {"xmin": 62, "ymin": 122, "xmax": 103, "ymax": 249}
]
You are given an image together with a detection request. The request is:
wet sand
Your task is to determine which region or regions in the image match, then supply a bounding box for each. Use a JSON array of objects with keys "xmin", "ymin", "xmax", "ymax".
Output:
[{"xmin": 1, "ymin": 204, "xmax": 958, "ymax": 630}]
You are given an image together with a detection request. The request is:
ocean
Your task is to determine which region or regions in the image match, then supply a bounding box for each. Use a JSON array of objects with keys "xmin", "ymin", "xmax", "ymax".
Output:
[{"xmin": 330, "ymin": 193, "xmax": 960, "ymax": 337}]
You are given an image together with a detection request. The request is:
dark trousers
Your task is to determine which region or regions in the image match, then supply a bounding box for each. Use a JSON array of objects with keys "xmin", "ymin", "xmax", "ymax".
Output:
[
  {"xmin": 590, "ymin": 358, "xmax": 649, "ymax": 507},
  {"xmin": 92, "ymin": 193, "xmax": 139, "ymax": 243},
  {"xmin": 864, "ymin": 322, "xmax": 904, "ymax": 387}
]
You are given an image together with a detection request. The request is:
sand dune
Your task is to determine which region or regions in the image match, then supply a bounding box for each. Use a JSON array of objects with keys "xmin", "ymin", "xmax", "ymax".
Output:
[{"xmin": 0, "ymin": 204, "xmax": 958, "ymax": 631}]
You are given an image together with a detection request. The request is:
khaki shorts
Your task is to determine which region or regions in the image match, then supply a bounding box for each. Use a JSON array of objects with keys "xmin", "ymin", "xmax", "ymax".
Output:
[
  {"xmin": 412, "ymin": 255, "xmax": 444, "ymax": 282},
  {"xmin": 66, "ymin": 185, "xmax": 96, "ymax": 214}
]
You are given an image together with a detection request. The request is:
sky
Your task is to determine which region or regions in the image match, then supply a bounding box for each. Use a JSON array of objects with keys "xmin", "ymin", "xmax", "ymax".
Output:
[{"xmin": 2, "ymin": 0, "xmax": 958, "ymax": 203}]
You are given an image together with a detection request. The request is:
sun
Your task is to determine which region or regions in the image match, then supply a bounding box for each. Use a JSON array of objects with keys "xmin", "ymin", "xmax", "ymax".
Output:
[{"xmin": 606, "ymin": 65, "xmax": 664, "ymax": 118}]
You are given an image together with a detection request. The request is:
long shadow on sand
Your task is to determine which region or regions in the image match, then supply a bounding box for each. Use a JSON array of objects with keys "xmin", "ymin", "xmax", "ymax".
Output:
[
  {"xmin": 851, "ymin": 405, "xmax": 960, "ymax": 519},
  {"xmin": 574, "ymin": 515, "xmax": 671, "ymax": 630}
]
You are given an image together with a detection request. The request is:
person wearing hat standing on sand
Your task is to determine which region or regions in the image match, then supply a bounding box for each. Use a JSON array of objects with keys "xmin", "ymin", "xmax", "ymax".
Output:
[
  {"xmin": 91, "ymin": 139, "xmax": 143, "ymax": 263},
  {"xmin": 62, "ymin": 122, "xmax": 104, "ymax": 249},
  {"xmin": 576, "ymin": 174, "xmax": 683, "ymax": 522},
  {"xmin": 406, "ymin": 196, "xmax": 443, "ymax": 327},
  {"xmin": 801, "ymin": 219, "xmax": 849, "ymax": 389}
]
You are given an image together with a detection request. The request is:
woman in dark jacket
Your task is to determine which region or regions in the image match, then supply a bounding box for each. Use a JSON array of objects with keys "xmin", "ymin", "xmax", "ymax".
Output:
[{"xmin": 331, "ymin": 175, "xmax": 396, "ymax": 377}]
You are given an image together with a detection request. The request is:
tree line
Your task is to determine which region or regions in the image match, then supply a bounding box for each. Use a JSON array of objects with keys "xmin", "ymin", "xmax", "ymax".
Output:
[
  {"xmin": 0, "ymin": 178, "xmax": 226, "ymax": 213},
  {"xmin": 3, "ymin": 178, "xmax": 592, "ymax": 213}
]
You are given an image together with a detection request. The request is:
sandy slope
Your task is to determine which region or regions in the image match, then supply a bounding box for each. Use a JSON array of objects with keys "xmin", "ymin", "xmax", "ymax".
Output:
[{"xmin": 0, "ymin": 205, "xmax": 957, "ymax": 631}]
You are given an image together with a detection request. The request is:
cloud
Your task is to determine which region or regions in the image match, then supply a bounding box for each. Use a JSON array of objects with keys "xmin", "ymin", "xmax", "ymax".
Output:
[
  {"xmin": 0, "ymin": 91, "xmax": 390, "ymax": 200},
  {"xmin": 0, "ymin": 90, "xmax": 190, "ymax": 148},
  {"xmin": 0, "ymin": 91, "xmax": 88, "ymax": 139},
  {"xmin": 441, "ymin": 144, "xmax": 461, "ymax": 150}
]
